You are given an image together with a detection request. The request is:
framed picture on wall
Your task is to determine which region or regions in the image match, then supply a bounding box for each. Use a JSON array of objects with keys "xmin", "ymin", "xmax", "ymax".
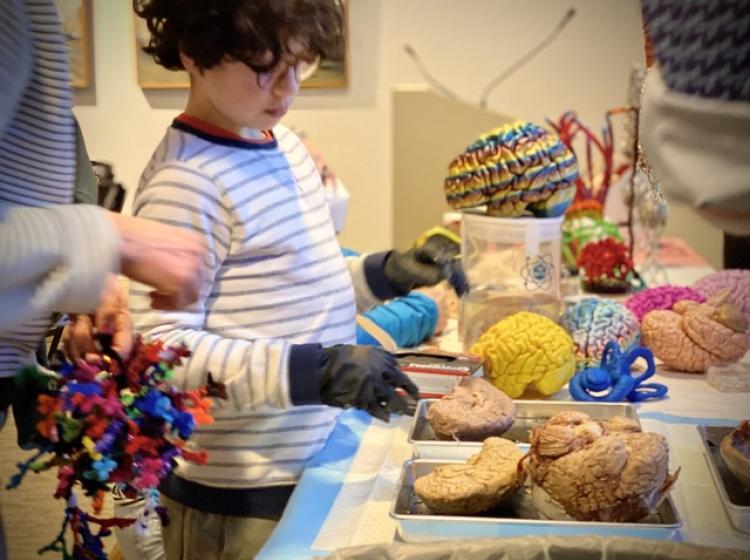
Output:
[
  {"xmin": 302, "ymin": 0, "xmax": 348, "ymax": 89},
  {"xmin": 54, "ymin": 0, "xmax": 91, "ymax": 88},
  {"xmin": 134, "ymin": 0, "xmax": 348, "ymax": 90},
  {"xmin": 133, "ymin": 15, "xmax": 189, "ymax": 89}
]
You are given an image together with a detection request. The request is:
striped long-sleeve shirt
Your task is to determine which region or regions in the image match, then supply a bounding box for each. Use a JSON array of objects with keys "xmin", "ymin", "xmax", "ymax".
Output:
[
  {"xmin": 0, "ymin": 0, "xmax": 117, "ymax": 381},
  {"xmin": 130, "ymin": 117, "xmax": 393, "ymax": 489}
]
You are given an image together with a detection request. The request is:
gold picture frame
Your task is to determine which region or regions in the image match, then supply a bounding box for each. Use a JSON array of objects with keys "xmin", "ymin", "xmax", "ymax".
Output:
[
  {"xmin": 55, "ymin": 0, "xmax": 91, "ymax": 88},
  {"xmin": 135, "ymin": 1, "xmax": 348, "ymax": 90}
]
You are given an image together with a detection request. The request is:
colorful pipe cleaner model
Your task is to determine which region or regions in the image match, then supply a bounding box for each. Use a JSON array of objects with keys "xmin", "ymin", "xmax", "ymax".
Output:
[
  {"xmin": 547, "ymin": 110, "xmax": 625, "ymax": 207},
  {"xmin": 565, "ymin": 199, "xmax": 604, "ymax": 220},
  {"xmin": 443, "ymin": 121, "xmax": 579, "ymax": 217},
  {"xmin": 569, "ymin": 340, "xmax": 667, "ymax": 402},
  {"xmin": 577, "ymin": 237, "xmax": 637, "ymax": 294},
  {"xmin": 6, "ymin": 335, "xmax": 222, "ymax": 560}
]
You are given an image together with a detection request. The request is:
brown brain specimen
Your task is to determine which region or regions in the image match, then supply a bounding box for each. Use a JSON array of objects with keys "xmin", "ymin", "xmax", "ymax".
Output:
[
  {"xmin": 414, "ymin": 437, "xmax": 525, "ymax": 515},
  {"xmin": 642, "ymin": 310, "xmax": 719, "ymax": 372},
  {"xmin": 528, "ymin": 412, "xmax": 679, "ymax": 522},
  {"xmin": 642, "ymin": 292, "xmax": 750, "ymax": 372},
  {"xmin": 427, "ymin": 377, "xmax": 517, "ymax": 441},
  {"xmin": 720, "ymin": 420, "xmax": 750, "ymax": 490}
]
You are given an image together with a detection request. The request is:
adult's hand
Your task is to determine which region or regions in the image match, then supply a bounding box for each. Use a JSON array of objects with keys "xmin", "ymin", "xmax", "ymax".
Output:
[
  {"xmin": 108, "ymin": 212, "xmax": 207, "ymax": 310},
  {"xmin": 63, "ymin": 274, "xmax": 132, "ymax": 362}
]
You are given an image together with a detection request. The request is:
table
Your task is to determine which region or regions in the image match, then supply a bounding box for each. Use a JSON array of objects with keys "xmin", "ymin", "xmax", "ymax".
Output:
[{"xmin": 258, "ymin": 266, "xmax": 750, "ymax": 559}]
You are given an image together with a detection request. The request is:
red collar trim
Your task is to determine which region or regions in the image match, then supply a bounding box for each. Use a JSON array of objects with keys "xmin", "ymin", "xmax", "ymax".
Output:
[{"xmin": 175, "ymin": 113, "xmax": 274, "ymax": 144}]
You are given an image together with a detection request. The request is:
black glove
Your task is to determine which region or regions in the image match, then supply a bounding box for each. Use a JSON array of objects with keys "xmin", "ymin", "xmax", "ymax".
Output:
[
  {"xmin": 289, "ymin": 344, "xmax": 419, "ymax": 422},
  {"xmin": 383, "ymin": 228, "xmax": 469, "ymax": 297}
]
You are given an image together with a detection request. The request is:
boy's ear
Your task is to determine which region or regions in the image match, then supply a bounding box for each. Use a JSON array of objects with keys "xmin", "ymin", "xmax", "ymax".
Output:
[{"xmin": 179, "ymin": 51, "xmax": 198, "ymax": 73}]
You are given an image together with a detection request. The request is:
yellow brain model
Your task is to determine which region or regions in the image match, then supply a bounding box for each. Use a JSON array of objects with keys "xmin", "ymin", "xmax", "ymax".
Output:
[{"xmin": 470, "ymin": 311, "xmax": 576, "ymax": 398}]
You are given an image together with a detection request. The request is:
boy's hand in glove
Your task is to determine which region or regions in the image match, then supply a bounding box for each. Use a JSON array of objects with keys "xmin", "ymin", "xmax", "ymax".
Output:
[
  {"xmin": 383, "ymin": 227, "xmax": 469, "ymax": 297},
  {"xmin": 289, "ymin": 344, "xmax": 418, "ymax": 422}
]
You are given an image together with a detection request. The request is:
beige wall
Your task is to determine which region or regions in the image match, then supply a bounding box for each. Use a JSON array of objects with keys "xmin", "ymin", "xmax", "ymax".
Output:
[{"xmin": 73, "ymin": 0, "xmax": 720, "ymax": 263}]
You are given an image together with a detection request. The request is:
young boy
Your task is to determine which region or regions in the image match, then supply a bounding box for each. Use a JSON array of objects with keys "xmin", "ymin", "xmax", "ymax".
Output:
[{"xmin": 130, "ymin": 1, "xmax": 456, "ymax": 557}]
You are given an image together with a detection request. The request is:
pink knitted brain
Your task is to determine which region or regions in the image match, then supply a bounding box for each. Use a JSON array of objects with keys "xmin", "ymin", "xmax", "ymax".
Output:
[
  {"xmin": 625, "ymin": 285, "xmax": 705, "ymax": 322},
  {"xmin": 693, "ymin": 270, "xmax": 750, "ymax": 324}
]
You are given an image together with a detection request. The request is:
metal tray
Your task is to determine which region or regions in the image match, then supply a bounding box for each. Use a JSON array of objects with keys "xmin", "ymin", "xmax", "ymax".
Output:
[
  {"xmin": 390, "ymin": 459, "xmax": 681, "ymax": 542},
  {"xmin": 409, "ymin": 399, "xmax": 640, "ymax": 460},
  {"xmin": 697, "ymin": 425, "xmax": 750, "ymax": 534}
]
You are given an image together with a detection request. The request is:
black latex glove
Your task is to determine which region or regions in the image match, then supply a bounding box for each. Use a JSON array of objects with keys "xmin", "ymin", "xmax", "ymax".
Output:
[
  {"xmin": 319, "ymin": 345, "xmax": 419, "ymax": 422},
  {"xmin": 383, "ymin": 230, "xmax": 469, "ymax": 297}
]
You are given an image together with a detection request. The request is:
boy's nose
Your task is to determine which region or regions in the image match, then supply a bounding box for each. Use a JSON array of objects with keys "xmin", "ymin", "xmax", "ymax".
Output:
[{"xmin": 273, "ymin": 65, "xmax": 300, "ymax": 97}]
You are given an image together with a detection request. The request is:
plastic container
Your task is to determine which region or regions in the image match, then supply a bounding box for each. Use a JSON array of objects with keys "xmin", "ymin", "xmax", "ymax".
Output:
[{"xmin": 459, "ymin": 211, "xmax": 563, "ymax": 350}]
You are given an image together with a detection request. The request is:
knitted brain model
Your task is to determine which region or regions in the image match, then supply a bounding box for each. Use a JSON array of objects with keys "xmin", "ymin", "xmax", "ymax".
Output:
[
  {"xmin": 562, "ymin": 298, "xmax": 641, "ymax": 371},
  {"xmin": 693, "ymin": 270, "xmax": 750, "ymax": 325},
  {"xmin": 470, "ymin": 311, "xmax": 576, "ymax": 398},
  {"xmin": 625, "ymin": 285, "xmax": 705, "ymax": 323},
  {"xmin": 444, "ymin": 121, "xmax": 578, "ymax": 217},
  {"xmin": 642, "ymin": 291, "xmax": 750, "ymax": 372}
]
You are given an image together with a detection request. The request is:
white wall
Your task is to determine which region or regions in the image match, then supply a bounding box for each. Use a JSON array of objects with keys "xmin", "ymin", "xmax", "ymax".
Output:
[{"xmin": 75, "ymin": 0, "xmax": 719, "ymax": 262}]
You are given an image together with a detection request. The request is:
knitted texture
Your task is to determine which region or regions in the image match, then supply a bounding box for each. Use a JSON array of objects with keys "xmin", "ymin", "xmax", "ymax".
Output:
[
  {"xmin": 562, "ymin": 298, "xmax": 641, "ymax": 371},
  {"xmin": 625, "ymin": 285, "xmax": 705, "ymax": 322}
]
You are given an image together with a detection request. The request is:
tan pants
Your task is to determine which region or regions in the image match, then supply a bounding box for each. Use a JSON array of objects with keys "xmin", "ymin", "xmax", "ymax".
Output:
[{"xmin": 160, "ymin": 495, "xmax": 279, "ymax": 560}]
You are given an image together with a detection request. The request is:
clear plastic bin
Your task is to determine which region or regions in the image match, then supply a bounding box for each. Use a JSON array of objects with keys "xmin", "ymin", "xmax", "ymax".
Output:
[{"xmin": 459, "ymin": 211, "xmax": 563, "ymax": 350}]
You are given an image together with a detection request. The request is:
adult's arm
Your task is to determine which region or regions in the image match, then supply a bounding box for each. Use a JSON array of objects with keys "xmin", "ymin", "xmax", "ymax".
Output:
[
  {"xmin": 0, "ymin": 0, "xmax": 32, "ymax": 137},
  {"xmin": 0, "ymin": 204, "xmax": 119, "ymax": 330}
]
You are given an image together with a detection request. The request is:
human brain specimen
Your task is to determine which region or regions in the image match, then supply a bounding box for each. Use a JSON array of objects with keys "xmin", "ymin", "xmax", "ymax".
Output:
[
  {"xmin": 444, "ymin": 121, "xmax": 578, "ymax": 217},
  {"xmin": 528, "ymin": 411, "xmax": 679, "ymax": 522},
  {"xmin": 414, "ymin": 437, "xmax": 525, "ymax": 515},
  {"xmin": 642, "ymin": 290, "xmax": 750, "ymax": 372},
  {"xmin": 720, "ymin": 420, "xmax": 750, "ymax": 490},
  {"xmin": 427, "ymin": 377, "xmax": 516, "ymax": 441}
]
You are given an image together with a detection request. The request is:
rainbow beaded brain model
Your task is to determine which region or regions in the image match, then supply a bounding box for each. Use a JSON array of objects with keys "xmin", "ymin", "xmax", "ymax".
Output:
[
  {"xmin": 562, "ymin": 298, "xmax": 641, "ymax": 371},
  {"xmin": 444, "ymin": 121, "xmax": 579, "ymax": 217},
  {"xmin": 470, "ymin": 311, "xmax": 576, "ymax": 398}
]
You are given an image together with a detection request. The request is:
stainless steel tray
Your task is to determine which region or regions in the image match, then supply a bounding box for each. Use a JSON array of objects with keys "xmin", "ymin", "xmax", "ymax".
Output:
[
  {"xmin": 390, "ymin": 459, "xmax": 681, "ymax": 542},
  {"xmin": 697, "ymin": 425, "xmax": 750, "ymax": 534},
  {"xmin": 409, "ymin": 399, "xmax": 640, "ymax": 460}
]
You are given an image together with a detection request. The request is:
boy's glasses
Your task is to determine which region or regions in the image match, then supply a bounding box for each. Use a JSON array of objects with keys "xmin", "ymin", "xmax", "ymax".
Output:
[{"xmin": 257, "ymin": 56, "xmax": 320, "ymax": 89}]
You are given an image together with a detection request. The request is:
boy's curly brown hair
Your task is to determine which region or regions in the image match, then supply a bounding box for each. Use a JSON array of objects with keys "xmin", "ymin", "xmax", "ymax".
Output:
[{"xmin": 133, "ymin": 0, "xmax": 343, "ymax": 74}]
